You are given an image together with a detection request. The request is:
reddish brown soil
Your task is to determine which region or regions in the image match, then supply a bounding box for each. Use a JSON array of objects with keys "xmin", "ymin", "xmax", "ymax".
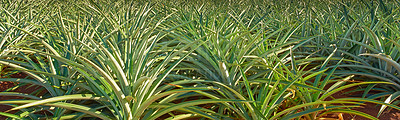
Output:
[
  {"xmin": 0, "ymin": 81, "xmax": 15, "ymax": 114},
  {"xmin": 0, "ymin": 72, "xmax": 43, "ymax": 120},
  {"xmin": 345, "ymin": 102, "xmax": 400, "ymax": 120},
  {"xmin": 324, "ymin": 86, "xmax": 400, "ymax": 120},
  {"xmin": 1, "ymin": 73, "xmax": 400, "ymax": 120}
]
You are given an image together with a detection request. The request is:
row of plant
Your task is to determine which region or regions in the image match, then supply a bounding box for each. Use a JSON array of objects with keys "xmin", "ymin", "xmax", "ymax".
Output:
[{"xmin": 1, "ymin": 0, "xmax": 400, "ymax": 119}]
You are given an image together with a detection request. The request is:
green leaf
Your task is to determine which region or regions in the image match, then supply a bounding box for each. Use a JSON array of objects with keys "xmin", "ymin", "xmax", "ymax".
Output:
[
  {"xmin": 11, "ymin": 94, "xmax": 105, "ymax": 111},
  {"xmin": 0, "ymin": 112, "xmax": 22, "ymax": 119}
]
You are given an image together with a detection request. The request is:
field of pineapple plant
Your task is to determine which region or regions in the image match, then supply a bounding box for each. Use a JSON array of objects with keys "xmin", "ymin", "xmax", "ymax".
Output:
[{"xmin": 1, "ymin": 0, "xmax": 400, "ymax": 119}]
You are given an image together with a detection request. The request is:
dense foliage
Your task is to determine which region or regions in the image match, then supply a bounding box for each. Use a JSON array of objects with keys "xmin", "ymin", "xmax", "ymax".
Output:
[{"xmin": 1, "ymin": 0, "xmax": 400, "ymax": 119}]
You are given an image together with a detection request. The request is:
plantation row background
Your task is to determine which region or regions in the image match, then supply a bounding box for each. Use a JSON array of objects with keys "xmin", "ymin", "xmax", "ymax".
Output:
[{"xmin": 1, "ymin": 0, "xmax": 400, "ymax": 119}]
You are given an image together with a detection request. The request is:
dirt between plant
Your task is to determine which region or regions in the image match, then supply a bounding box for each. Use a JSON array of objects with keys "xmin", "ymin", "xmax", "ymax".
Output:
[
  {"xmin": 0, "ymin": 72, "xmax": 44, "ymax": 120},
  {"xmin": 0, "ymin": 74, "xmax": 400, "ymax": 120},
  {"xmin": 325, "ymin": 87, "xmax": 400, "ymax": 120}
]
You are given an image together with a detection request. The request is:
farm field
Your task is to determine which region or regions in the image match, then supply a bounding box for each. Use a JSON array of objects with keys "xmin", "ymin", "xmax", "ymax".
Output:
[{"xmin": 1, "ymin": 0, "xmax": 400, "ymax": 119}]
